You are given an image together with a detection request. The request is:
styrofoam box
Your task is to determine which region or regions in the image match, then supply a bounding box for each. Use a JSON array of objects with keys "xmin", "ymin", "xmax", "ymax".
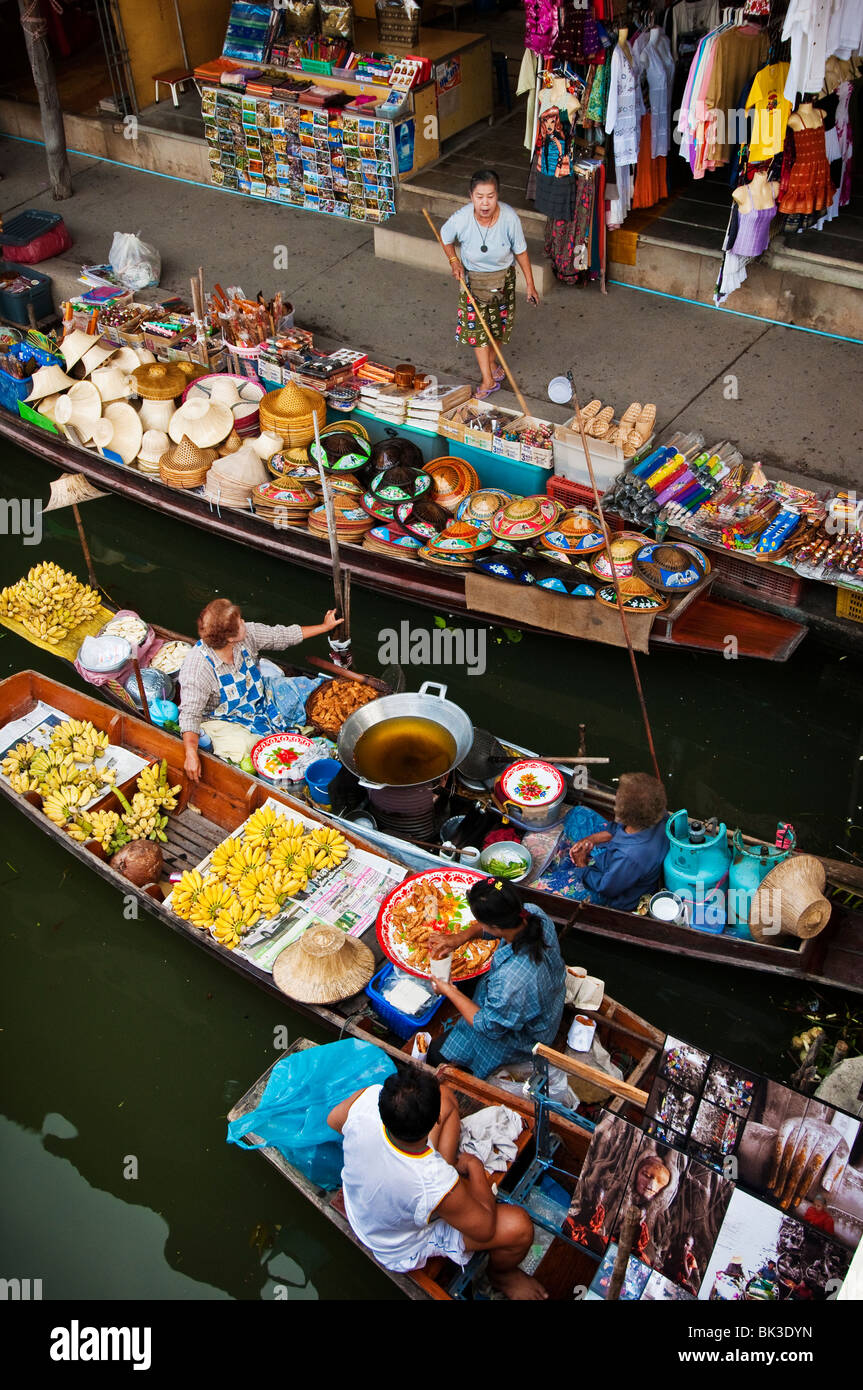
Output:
[{"xmin": 552, "ymin": 426, "xmax": 655, "ymax": 492}]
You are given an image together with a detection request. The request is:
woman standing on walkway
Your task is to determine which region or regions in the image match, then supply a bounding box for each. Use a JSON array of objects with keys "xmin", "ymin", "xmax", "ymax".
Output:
[{"xmin": 440, "ymin": 169, "xmax": 540, "ymax": 398}]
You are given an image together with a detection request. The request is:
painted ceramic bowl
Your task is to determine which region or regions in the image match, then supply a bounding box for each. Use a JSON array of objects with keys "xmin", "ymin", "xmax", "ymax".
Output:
[
  {"xmin": 491, "ymin": 495, "xmax": 561, "ymax": 541},
  {"xmin": 423, "ymin": 457, "xmax": 480, "ymax": 512},
  {"xmin": 457, "ymin": 488, "xmax": 513, "ymax": 526},
  {"xmin": 589, "ymin": 532, "xmax": 647, "ymax": 581},
  {"xmin": 596, "ymin": 576, "xmax": 668, "ymax": 612},
  {"xmin": 634, "ymin": 542, "xmax": 705, "ymax": 593}
]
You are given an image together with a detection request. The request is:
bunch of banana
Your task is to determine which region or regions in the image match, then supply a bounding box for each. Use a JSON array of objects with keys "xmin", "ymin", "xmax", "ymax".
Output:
[
  {"xmin": 268, "ymin": 834, "xmax": 308, "ymax": 877},
  {"xmin": 42, "ymin": 785, "xmax": 89, "ymax": 827},
  {"xmin": 0, "ymin": 562, "xmax": 101, "ymax": 643},
  {"xmin": 188, "ymin": 879, "xmax": 235, "ymax": 930},
  {"xmin": 243, "ymin": 805, "xmax": 293, "ymax": 850},
  {"xmin": 308, "ymin": 825, "xmax": 348, "ymax": 869},
  {"xmin": 235, "ymin": 864, "xmax": 269, "ymax": 907},
  {"xmin": 136, "ymin": 759, "xmax": 182, "ymax": 811},
  {"xmin": 171, "ymin": 869, "xmax": 212, "ymax": 922},
  {"xmin": 210, "ymin": 896, "xmax": 261, "ymax": 950},
  {"xmin": 50, "ymin": 719, "xmax": 109, "ymax": 763},
  {"xmin": 1, "ymin": 740, "xmax": 37, "ymax": 777},
  {"xmin": 67, "ymin": 809, "xmax": 126, "ymax": 852},
  {"xmin": 257, "ymin": 870, "xmax": 306, "ymax": 920},
  {"xmin": 224, "ymin": 843, "xmax": 267, "ymax": 887},
  {"xmin": 115, "ymin": 788, "xmax": 169, "ymax": 843},
  {"xmin": 209, "ymin": 836, "xmax": 241, "ymax": 876}
]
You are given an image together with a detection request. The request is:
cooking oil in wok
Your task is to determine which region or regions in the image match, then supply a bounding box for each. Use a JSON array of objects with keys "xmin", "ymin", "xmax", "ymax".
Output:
[{"xmin": 355, "ymin": 717, "xmax": 456, "ymax": 785}]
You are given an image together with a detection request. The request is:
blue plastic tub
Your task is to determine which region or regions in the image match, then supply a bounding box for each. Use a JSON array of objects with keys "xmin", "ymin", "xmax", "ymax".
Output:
[
  {"xmin": 365, "ymin": 961, "xmax": 443, "ymax": 1040},
  {"xmin": 304, "ymin": 757, "xmax": 341, "ymax": 805},
  {"xmin": 447, "ymin": 436, "xmax": 553, "ymax": 495},
  {"xmin": 329, "ymin": 406, "xmax": 448, "ymax": 466},
  {"xmin": 0, "ymin": 341, "xmax": 63, "ymax": 414},
  {"xmin": 0, "ymin": 259, "xmax": 55, "ymax": 325}
]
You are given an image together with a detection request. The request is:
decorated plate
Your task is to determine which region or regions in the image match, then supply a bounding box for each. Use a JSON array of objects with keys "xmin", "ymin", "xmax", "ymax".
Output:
[
  {"xmin": 499, "ymin": 759, "xmax": 565, "ymax": 807},
  {"xmin": 376, "ymin": 867, "xmax": 497, "ymax": 981},
  {"xmin": 251, "ymin": 732, "xmax": 315, "ymax": 780}
]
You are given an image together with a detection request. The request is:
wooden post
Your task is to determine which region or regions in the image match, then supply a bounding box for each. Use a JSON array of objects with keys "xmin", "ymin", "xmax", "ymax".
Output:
[
  {"xmin": 607, "ymin": 1206, "xmax": 640, "ymax": 1301},
  {"xmin": 17, "ymin": 0, "xmax": 72, "ymax": 200}
]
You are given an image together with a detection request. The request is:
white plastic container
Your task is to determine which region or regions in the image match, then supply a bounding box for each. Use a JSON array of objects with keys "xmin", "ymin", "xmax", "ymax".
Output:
[{"xmin": 552, "ymin": 423, "xmax": 654, "ymax": 493}]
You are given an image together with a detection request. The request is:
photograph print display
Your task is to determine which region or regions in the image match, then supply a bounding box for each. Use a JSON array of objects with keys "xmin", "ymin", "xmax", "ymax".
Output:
[{"xmin": 563, "ymin": 1111, "xmax": 644, "ymax": 1253}]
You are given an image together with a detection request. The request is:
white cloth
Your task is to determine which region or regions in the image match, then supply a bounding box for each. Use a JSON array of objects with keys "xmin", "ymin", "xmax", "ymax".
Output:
[
  {"xmin": 517, "ymin": 49, "xmax": 539, "ymax": 152},
  {"xmin": 458, "ymin": 1104, "xmax": 524, "ymax": 1173},
  {"xmin": 605, "ymin": 44, "xmax": 645, "ymax": 167},
  {"xmin": 644, "ymin": 30, "xmax": 675, "ymax": 157},
  {"xmin": 340, "ymin": 1085, "xmax": 468, "ymax": 1274},
  {"xmin": 782, "ymin": 0, "xmax": 863, "ymax": 102}
]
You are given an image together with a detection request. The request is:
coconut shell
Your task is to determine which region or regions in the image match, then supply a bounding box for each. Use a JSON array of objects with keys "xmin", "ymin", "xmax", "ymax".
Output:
[{"xmin": 110, "ymin": 840, "xmax": 164, "ymax": 886}]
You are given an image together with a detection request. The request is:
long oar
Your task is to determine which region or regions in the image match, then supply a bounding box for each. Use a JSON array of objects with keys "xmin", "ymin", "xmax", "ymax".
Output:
[
  {"xmin": 423, "ymin": 207, "xmax": 530, "ymax": 416},
  {"xmin": 311, "ymin": 413, "xmax": 352, "ymax": 669}
]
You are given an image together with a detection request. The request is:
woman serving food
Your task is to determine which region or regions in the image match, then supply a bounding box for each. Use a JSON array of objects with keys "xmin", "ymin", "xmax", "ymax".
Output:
[
  {"xmin": 441, "ymin": 169, "xmax": 540, "ymax": 399},
  {"xmin": 425, "ymin": 879, "xmax": 565, "ymax": 1079},
  {"xmin": 179, "ymin": 598, "xmax": 341, "ymax": 782}
]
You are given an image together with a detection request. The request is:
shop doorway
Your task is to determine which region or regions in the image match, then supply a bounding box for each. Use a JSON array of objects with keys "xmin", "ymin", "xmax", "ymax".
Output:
[{"xmin": 0, "ymin": 0, "xmax": 133, "ymax": 116}]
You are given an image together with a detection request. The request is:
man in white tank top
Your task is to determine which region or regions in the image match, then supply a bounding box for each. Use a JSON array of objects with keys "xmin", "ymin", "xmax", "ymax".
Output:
[{"xmin": 328, "ymin": 1068, "xmax": 547, "ymax": 1299}]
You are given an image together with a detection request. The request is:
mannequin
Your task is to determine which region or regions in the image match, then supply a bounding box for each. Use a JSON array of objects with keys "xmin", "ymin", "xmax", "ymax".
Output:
[
  {"xmin": 732, "ymin": 168, "xmax": 777, "ymax": 211},
  {"xmin": 788, "ymin": 100, "xmax": 824, "ymax": 132},
  {"xmin": 779, "ymin": 97, "xmax": 835, "ymax": 216},
  {"xmin": 617, "ymin": 26, "xmax": 633, "ymax": 65}
]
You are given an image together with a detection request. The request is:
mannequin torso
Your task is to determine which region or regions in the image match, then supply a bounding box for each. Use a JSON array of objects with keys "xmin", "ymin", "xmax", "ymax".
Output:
[
  {"xmin": 733, "ymin": 171, "xmax": 777, "ymax": 210},
  {"xmin": 788, "ymin": 102, "xmax": 824, "ymax": 132}
]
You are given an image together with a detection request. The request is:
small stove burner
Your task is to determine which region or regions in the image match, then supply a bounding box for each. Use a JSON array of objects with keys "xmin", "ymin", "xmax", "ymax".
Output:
[{"xmin": 368, "ymin": 783, "xmax": 437, "ymax": 842}]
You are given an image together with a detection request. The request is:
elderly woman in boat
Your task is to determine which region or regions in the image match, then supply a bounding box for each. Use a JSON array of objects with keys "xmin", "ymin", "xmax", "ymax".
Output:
[
  {"xmin": 425, "ymin": 878, "xmax": 566, "ymax": 1078},
  {"xmin": 179, "ymin": 598, "xmax": 341, "ymax": 782},
  {"xmin": 533, "ymin": 772, "xmax": 668, "ymax": 910}
]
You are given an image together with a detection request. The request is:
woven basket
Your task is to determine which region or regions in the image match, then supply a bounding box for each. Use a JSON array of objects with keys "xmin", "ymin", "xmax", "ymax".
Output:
[{"xmin": 260, "ymin": 380, "xmax": 326, "ymax": 447}]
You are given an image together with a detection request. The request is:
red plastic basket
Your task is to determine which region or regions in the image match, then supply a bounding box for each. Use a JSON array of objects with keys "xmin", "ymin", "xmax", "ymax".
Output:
[
  {"xmin": 710, "ymin": 549, "xmax": 803, "ymax": 605},
  {"xmin": 546, "ymin": 475, "xmax": 627, "ymax": 530}
]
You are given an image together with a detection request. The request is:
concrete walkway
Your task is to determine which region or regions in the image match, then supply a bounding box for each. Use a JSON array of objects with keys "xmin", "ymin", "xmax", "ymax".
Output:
[{"xmin": 2, "ymin": 134, "xmax": 861, "ymax": 489}]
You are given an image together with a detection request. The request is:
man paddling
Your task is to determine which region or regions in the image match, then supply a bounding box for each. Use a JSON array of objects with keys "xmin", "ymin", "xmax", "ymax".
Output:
[{"xmin": 327, "ymin": 1067, "xmax": 547, "ymax": 1300}]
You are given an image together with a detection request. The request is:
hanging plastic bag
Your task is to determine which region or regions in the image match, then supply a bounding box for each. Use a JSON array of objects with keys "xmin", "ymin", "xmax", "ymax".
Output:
[
  {"xmin": 109, "ymin": 231, "xmax": 161, "ymax": 291},
  {"xmin": 226, "ymin": 1039, "xmax": 397, "ymax": 1189}
]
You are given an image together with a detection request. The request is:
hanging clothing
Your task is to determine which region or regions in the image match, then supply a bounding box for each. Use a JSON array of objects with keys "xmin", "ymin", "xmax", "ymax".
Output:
[
  {"xmin": 517, "ymin": 49, "xmax": 539, "ymax": 152},
  {"xmin": 632, "ymin": 114, "xmax": 667, "ymax": 209},
  {"xmin": 668, "ymin": 0, "xmax": 720, "ymax": 60},
  {"xmin": 702, "ymin": 26, "xmax": 770, "ymax": 166},
  {"xmin": 524, "ymin": 0, "xmax": 558, "ymax": 58},
  {"xmin": 783, "ymin": 0, "xmax": 863, "ymax": 103},
  {"xmin": 778, "ymin": 122, "xmax": 836, "ymax": 215},
  {"xmin": 729, "ymin": 182, "xmax": 776, "ymax": 257},
  {"xmin": 643, "ymin": 29, "xmax": 675, "ymax": 158},
  {"xmin": 605, "ymin": 43, "xmax": 645, "ymax": 167},
  {"xmin": 544, "ymin": 158, "xmax": 600, "ymax": 281},
  {"xmin": 745, "ymin": 62, "xmax": 792, "ymax": 162},
  {"xmin": 585, "ymin": 53, "xmax": 611, "ymax": 125}
]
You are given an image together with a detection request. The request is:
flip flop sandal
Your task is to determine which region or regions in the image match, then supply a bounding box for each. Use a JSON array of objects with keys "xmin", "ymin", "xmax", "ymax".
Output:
[
  {"xmin": 493, "ymin": 365, "xmax": 505, "ymax": 381},
  {"xmin": 586, "ymin": 405, "xmax": 614, "ymax": 438},
  {"xmin": 476, "ymin": 382, "xmax": 501, "ymax": 398}
]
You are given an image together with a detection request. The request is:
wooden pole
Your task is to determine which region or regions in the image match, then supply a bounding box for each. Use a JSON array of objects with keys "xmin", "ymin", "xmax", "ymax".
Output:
[
  {"xmin": 423, "ymin": 209, "xmax": 530, "ymax": 416},
  {"xmin": 17, "ymin": 0, "xmax": 72, "ymax": 200},
  {"xmin": 608, "ymin": 1206, "xmax": 641, "ymax": 1301},
  {"xmin": 311, "ymin": 413, "xmax": 352, "ymax": 669},
  {"xmin": 71, "ymin": 503, "xmax": 99, "ymax": 591},
  {"xmin": 569, "ymin": 375, "xmax": 662, "ymax": 784}
]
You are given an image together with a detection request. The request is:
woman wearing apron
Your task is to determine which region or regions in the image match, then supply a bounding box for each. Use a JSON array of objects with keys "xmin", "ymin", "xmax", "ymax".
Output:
[{"xmin": 179, "ymin": 598, "xmax": 342, "ymax": 782}]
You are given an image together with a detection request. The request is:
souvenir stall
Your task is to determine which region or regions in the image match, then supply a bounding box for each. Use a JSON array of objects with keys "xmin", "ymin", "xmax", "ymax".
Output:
[{"xmin": 194, "ymin": 0, "xmax": 493, "ymax": 216}]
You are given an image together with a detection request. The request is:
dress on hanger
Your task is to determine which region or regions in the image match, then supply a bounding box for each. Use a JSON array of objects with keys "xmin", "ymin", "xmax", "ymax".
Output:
[
  {"xmin": 605, "ymin": 41, "xmax": 644, "ymax": 223},
  {"xmin": 644, "ymin": 29, "xmax": 675, "ymax": 158},
  {"xmin": 778, "ymin": 123, "xmax": 835, "ymax": 215}
]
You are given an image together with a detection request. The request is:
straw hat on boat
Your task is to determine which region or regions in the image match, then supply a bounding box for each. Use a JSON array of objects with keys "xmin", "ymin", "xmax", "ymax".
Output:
[
  {"xmin": 203, "ymin": 444, "xmax": 268, "ymax": 507},
  {"xmin": 36, "ymin": 392, "xmax": 63, "ymax": 422},
  {"xmin": 81, "ymin": 339, "xmax": 118, "ymax": 375},
  {"xmin": 207, "ymin": 376, "xmax": 242, "ymax": 407},
  {"xmin": 218, "ymin": 427, "xmax": 243, "ymax": 456},
  {"xmin": 109, "ymin": 346, "xmax": 149, "ymax": 373},
  {"xmin": 168, "ymin": 397, "xmax": 234, "ymax": 448},
  {"xmin": 43, "ymin": 472, "xmax": 108, "ymax": 511},
  {"xmin": 90, "ymin": 366, "xmax": 134, "ymax": 403},
  {"xmin": 91, "ymin": 402, "xmax": 143, "ymax": 464},
  {"xmin": 137, "ymin": 429, "xmax": 170, "ymax": 472},
  {"xmin": 59, "ymin": 329, "xmax": 94, "ymax": 370},
  {"xmin": 159, "ymin": 435, "xmax": 218, "ymax": 489},
  {"xmin": 250, "ymin": 430, "xmax": 284, "ymax": 461},
  {"xmin": 748, "ymin": 855, "xmax": 832, "ymax": 941},
  {"xmin": 133, "ymin": 361, "xmax": 186, "ymax": 401},
  {"xmin": 26, "ymin": 363, "xmax": 77, "ymax": 401},
  {"xmin": 54, "ymin": 381, "xmax": 103, "ymax": 440},
  {"xmin": 272, "ymin": 923, "xmax": 375, "ymax": 1003}
]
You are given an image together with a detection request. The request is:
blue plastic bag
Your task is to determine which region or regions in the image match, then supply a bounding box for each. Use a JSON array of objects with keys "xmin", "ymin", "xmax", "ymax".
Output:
[{"xmin": 226, "ymin": 1039, "xmax": 397, "ymax": 1189}]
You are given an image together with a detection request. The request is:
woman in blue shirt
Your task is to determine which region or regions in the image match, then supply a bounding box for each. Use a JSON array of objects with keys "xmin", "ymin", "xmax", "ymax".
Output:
[
  {"xmin": 534, "ymin": 772, "xmax": 668, "ymax": 912},
  {"xmin": 440, "ymin": 169, "xmax": 540, "ymax": 398},
  {"xmin": 425, "ymin": 879, "xmax": 565, "ymax": 1079}
]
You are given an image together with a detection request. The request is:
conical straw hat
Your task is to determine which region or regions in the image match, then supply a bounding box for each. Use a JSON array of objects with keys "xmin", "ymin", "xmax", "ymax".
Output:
[
  {"xmin": 218, "ymin": 428, "xmax": 243, "ymax": 456},
  {"xmin": 26, "ymin": 363, "xmax": 77, "ymax": 401},
  {"xmin": 272, "ymin": 923, "xmax": 375, "ymax": 1003},
  {"xmin": 81, "ymin": 339, "xmax": 118, "ymax": 375},
  {"xmin": 160, "ymin": 435, "xmax": 218, "ymax": 472},
  {"xmin": 749, "ymin": 855, "xmax": 832, "ymax": 941},
  {"xmin": 210, "ymin": 443, "xmax": 268, "ymax": 485},
  {"xmin": 138, "ymin": 429, "xmax": 170, "ymax": 465},
  {"xmin": 136, "ymin": 348, "xmax": 156, "ymax": 365},
  {"xmin": 100, "ymin": 402, "xmax": 143, "ymax": 464},
  {"xmin": 273, "ymin": 380, "xmax": 313, "ymax": 417},
  {"xmin": 36, "ymin": 392, "xmax": 62, "ymax": 422},
  {"xmin": 168, "ymin": 397, "xmax": 233, "ymax": 447},
  {"xmin": 59, "ymin": 329, "xmax": 94, "ymax": 369},
  {"xmin": 91, "ymin": 366, "xmax": 133, "ymax": 403},
  {"xmin": 109, "ymin": 346, "xmax": 146, "ymax": 372},
  {"xmin": 133, "ymin": 361, "xmax": 186, "ymax": 400},
  {"xmin": 208, "ymin": 377, "xmax": 242, "ymax": 406},
  {"xmin": 54, "ymin": 381, "xmax": 103, "ymax": 440},
  {"xmin": 250, "ymin": 430, "xmax": 283, "ymax": 460},
  {"xmin": 43, "ymin": 472, "xmax": 108, "ymax": 511}
]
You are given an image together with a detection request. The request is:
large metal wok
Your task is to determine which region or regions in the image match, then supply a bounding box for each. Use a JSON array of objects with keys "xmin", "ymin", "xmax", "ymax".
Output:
[{"xmin": 337, "ymin": 681, "xmax": 473, "ymax": 789}]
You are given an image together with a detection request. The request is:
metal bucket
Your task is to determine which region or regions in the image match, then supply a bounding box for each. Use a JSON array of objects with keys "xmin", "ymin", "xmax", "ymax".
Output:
[{"xmin": 336, "ymin": 681, "xmax": 474, "ymax": 790}]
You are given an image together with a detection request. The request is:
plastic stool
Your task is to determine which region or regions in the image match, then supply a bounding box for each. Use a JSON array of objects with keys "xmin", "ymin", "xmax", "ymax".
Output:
[
  {"xmin": 153, "ymin": 68, "xmax": 193, "ymax": 106},
  {"xmin": 492, "ymin": 52, "xmax": 512, "ymax": 112}
]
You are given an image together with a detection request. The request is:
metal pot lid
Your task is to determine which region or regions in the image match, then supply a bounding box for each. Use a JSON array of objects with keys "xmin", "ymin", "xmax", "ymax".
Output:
[
  {"xmin": 491, "ymin": 495, "xmax": 561, "ymax": 540},
  {"xmin": 369, "ymin": 468, "xmax": 432, "ymax": 503},
  {"xmin": 498, "ymin": 759, "xmax": 566, "ymax": 807}
]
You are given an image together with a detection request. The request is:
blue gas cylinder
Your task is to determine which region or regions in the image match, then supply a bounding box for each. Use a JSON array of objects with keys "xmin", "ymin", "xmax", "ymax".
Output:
[
  {"xmin": 727, "ymin": 826, "xmax": 796, "ymax": 938},
  {"xmin": 663, "ymin": 810, "xmax": 732, "ymax": 933}
]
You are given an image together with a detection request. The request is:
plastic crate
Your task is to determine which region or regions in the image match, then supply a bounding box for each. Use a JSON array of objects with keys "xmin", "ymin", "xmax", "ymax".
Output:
[
  {"xmin": 710, "ymin": 549, "xmax": 803, "ymax": 605},
  {"xmin": 365, "ymin": 962, "xmax": 443, "ymax": 1040},
  {"xmin": 836, "ymin": 586, "xmax": 863, "ymax": 624},
  {"xmin": 547, "ymin": 476, "xmax": 596, "ymax": 509},
  {"xmin": 0, "ymin": 340, "xmax": 63, "ymax": 413},
  {"xmin": 0, "ymin": 260, "xmax": 54, "ymax": 326},
  {"xmin": 0, "ymin": 209, "xmax": 72, "ymax": 263}
]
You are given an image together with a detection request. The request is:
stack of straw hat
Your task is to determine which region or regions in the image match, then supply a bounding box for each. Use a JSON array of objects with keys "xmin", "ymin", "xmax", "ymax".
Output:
[
  {"xmin": 25, "ymin": 363, "xmax": 76, "ymax": 404},
  {"xmin": 202, "ymin": 443, "xmax": 269, "ymax": 508},
  {"xmin": 424, "ymin": 457, "xmax": 480, "ymax": 513},
  {"xmin": 272, "ymin": 923, "xmax": 375, "ymax": 1003},
  {"xmin": 159, "ymin": 436, "xmax": 218, "ymax": 489},
  {"xmin": 169, "ymin": 397, "xmax": 234, "ymax": 450},
  {"xmin": 259, "ymin": 380, "xmax": 326, "ymax": 447},
  {"xmin": 133, "ymin": 362, "xmax": 186, "ymax": 432},
  {"xmin": 137, "ymin": 429, "xmax": 170, "ymax": 475},
  {"xmin": 90, "ymin": 402, "xmax": 143, "ymax": 464},
  {"xmin": 307, "ymin": 490, "xmax": 375, "ymax": 541},
  {"xmin": 54, "ymin": 381, "xmax": 103, "ymax": 442},
  {"xmin": 251, "ymin": 479, "xmax": 318, "ymax": 526}
]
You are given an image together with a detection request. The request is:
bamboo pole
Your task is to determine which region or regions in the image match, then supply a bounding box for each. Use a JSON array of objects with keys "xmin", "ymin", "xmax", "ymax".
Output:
[
  {"xmin": 311, "ymin": 413, "xmax": 351, "ymax": 669},
  {"xmin": 608, "ymin": 1206, "xmax": 641, "ymax": 1301},
  {"xmin": 533, "ymin": 1043, "xmax": 649, "ymax": 1107},
  {"xmin": 423, "ymin": 209, "xmax": 530, "ymax": 416},
  {"xmin": 568, "ymin": 372, "xmax": 662, "ymax": 784},
  {"xmin": 18, "ymin": 0, "xmax": 72, "ymax": 200}
]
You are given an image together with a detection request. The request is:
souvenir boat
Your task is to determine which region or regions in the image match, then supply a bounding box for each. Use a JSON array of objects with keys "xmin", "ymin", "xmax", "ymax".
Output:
[{"xmin": 491, "ymin": 495, "xmax": 561, "ymax": 542}]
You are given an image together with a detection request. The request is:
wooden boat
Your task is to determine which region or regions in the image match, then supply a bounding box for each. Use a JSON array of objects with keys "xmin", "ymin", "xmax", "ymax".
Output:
[
  {"xmin": 0, "ymin": 671, "xmax": 667, "ymax": 1074},
  {"xmin": 3, "ymin": 663, "xmax": 861, "ymax": 993},
  {"xmin": 0, "ymin": 409, "xmax": 806, "ymax": 661},
  {"xmin": 227, "ymin": 1034, "xmax": 655, "ymax": 1301}
]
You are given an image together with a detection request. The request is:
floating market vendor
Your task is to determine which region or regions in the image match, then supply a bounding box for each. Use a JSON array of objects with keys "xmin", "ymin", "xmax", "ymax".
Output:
[
  {"xmin": 424, "ymin": 879, "xmax": 565, "ymax": 1078},
  {"xmin": 328, "ymin": 1067, "xmax": 546, "ymax": 1299},
  {"xmin": 179, "ymin": 598, "xmax": 342, "ymax": 782},
  {"xmin": 533, "ymin": 772, "xmax": 668, "ymax": 909}
]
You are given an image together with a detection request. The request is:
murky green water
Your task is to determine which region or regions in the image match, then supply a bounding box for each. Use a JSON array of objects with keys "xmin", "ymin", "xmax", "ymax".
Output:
[{"xmin": 1, "ymin": 446, "xmax": 861, "ymax": 1299}]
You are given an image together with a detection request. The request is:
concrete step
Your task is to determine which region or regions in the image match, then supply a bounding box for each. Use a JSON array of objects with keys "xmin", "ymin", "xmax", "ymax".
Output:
[
  {"xmin": 373, "ymin": 210, "xmax": 554, "ymax": 296},
  {"xmin": 398, "ymin": 178, "xmax": 548, "ymax": 233}
]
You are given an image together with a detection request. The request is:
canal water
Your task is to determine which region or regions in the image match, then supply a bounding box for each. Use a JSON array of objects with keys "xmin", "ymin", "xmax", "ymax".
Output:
[{"xmin": 1, "ymin": 447, "xmax": 861, "ymax": 1300}]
